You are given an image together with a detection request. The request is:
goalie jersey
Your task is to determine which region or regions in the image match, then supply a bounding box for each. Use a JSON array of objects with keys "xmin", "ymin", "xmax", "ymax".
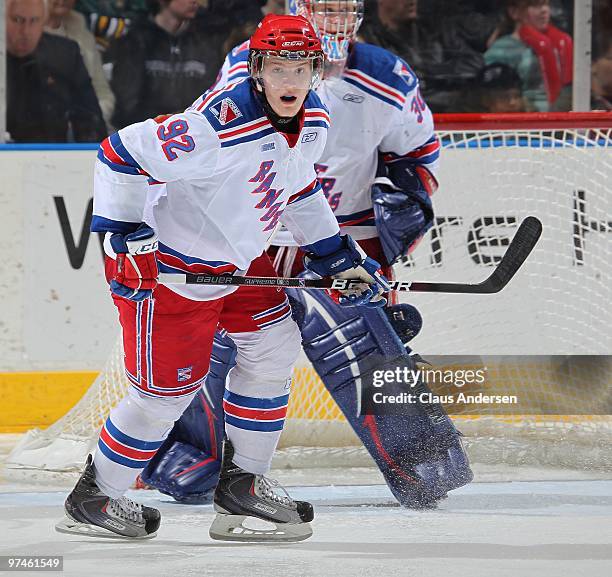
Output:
[
  {"xmin": 214, "ymin": 41, "xmax": 440, "ymax": 244},
  {"xmin": 92, "ymin": 79, "xmax": 339, "ymax": 300}
]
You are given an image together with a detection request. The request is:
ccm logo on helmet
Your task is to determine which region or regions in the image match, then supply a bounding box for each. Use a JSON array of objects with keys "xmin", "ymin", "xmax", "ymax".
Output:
[{"xmin": 282, "ymin": 40, "xmax": 305, "ymax": 47}]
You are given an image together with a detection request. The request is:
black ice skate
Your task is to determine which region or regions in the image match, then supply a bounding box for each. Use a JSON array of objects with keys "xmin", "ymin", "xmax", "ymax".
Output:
[
  {"xmin": 55, "ymin": 455, "xmax": 161, "ymax": 539},
  {"xmin": 210, "ymin": 439, "xmax": 314, "ymax": 542}
]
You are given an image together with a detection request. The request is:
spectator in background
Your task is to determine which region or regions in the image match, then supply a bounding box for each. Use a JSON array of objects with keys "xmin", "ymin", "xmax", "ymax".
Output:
[
  {"xmin": 75, "ymin": 0, "xmax": 149, "ymax": 55},
  {"xmin": 221, "ymin": 20, "xmax": 258, "ymax": 56},
  {"xmin": 456, "ymin": 63, "xmax": 527, "ymax": 113},
  {"xmin": 591, "ymin": 0, "xmax": 612, "ymax": 110},
  {"xmin": 592, "ymin": 39, "xmax": 612, "ymax": 111},
  {"xmin": 360, "ymin": 0, "xmax": 492, "ymax": 112},
  {"xmin": 45, "ymin": 0, "xmax": 116, "ymax": 129},
  {"xmin": 593, "ymin": 0, "xmax": 612, "ymax": 63},
  {"xmin": 205, "ymin": 0, "xmax": 265, "ymax": 52},
  {"xmin": 110, "ymin": 0, "xmax": 225, "ymax": 128},
  {"xmin": 6, "ymin": 0, "xmax": 107, "ymax": 142},
  {"xmin": 77, "ymin": 1, "xmax": 266, "ymax": 63},
  {"xmin": 199, "ymin": 0, "xmax": 265, "ymax": 55},
  {"xmin": 478, "ymin": 63, "xmax": 527, "ymax": 113},
  {"xmin": 262, "ymin": 0, "xmax": 284, "ymax": 15},
  {"xmin": 485, "ymin": 0, "xmax": 573, "ymax": 112}
]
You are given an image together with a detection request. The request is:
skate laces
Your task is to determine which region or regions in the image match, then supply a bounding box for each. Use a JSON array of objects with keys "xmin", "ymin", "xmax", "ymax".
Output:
[
  {"xmin": 108, "ymin": 496, "xmax": 144, "ymax": 523},
  {"xmin": 257, "ymin": 476, "xmax": 293, "ymax": 507}
]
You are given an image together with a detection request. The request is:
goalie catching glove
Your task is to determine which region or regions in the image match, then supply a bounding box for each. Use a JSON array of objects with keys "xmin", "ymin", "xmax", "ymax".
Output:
[
  {"xmin": 109, "ymin": 223, "xmax": 159, "ymax": 301},
  {"xmin": 303, "ymin": 234, "xmax": 390, "ymax": 308}
]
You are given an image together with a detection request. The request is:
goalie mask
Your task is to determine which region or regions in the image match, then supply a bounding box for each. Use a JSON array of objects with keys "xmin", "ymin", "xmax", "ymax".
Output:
[
  {"xmin": 291, "ymin": 0, "xmax": 365, "ymax": 64},
  {"xmin": 249, "ymin": 15, "xmax": 325, "ymax": 91}
]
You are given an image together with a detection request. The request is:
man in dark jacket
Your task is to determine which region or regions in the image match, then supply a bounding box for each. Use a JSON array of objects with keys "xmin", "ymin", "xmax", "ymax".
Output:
[
  {"xmin": 6, "ymin": 0, "xmax": 107, "ymax": 142},
  {"xmin": 110, "ymin": 0, "xmax": 226, "ymax": 128}
]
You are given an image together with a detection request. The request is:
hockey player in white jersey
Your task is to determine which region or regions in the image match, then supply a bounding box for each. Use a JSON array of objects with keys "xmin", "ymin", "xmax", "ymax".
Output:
[
  {"xmin": 142, "ymin": 1, "xmax": 472, "ymax": 509},
  {"xmin": 55, "ymin": 14, "xmax": 390, "ymax": 542}
]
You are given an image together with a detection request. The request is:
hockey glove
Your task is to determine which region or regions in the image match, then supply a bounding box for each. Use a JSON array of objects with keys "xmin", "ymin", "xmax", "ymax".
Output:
[
  {"xmin": 109, "ymin": 224, "xmax": 159, "ymax": 301},
  {"xmin": 372, "ymin": 166, "xmax": 435, "ymax": 266},
  {"xmin": 303, "ymin": 235, "xmax": 391, "ymax": 308}
]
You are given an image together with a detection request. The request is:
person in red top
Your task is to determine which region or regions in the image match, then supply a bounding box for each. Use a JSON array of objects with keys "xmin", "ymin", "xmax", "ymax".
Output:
[{"xmin": 485, "ymin": 0, "xmax": 573, "ymax": 111}]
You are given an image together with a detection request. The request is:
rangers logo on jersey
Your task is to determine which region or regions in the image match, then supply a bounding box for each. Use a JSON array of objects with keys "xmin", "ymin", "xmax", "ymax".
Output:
[
  {"xmin": 177, "ymin": 366, "xmax": 193, "ymax": 382},
  {"xmin": 210, "ymin": 97, "xmax": 243, "ymax": 126},
  {"xmin": 393, "ymin": 59, "xmax": 417, "ymax": 88}
]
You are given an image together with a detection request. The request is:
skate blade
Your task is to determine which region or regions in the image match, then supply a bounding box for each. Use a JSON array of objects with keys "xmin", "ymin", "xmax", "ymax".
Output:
[
  {"xmin": 209, "ymin": 513, "xmax": 312, "ymax": 543},
  {"xmin": 55, "ymin": 516, "xmax": 157, "ymax": 540}
]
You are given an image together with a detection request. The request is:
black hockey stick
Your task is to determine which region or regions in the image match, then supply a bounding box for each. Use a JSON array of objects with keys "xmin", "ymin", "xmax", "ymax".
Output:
[{"xmin": 159, "ymin": 216, "xmax": 542, "ymax": 294}]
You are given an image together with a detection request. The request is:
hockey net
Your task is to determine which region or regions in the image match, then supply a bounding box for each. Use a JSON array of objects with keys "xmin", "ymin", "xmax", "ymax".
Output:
[{"xmin": 6, "ymin": 112, "xmax": 612, "ymax": 480}]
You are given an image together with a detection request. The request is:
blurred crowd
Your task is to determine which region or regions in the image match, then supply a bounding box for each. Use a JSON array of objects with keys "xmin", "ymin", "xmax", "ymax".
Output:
[{"xmin": 4, "ymin": 0, "xmax": 612, "ymax": 143}]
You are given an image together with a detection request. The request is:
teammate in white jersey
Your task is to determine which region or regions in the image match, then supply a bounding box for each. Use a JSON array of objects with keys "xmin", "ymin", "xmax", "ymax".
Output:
[
  {"xmin": 55, "ymin": 14, "xmax": 390, "ymax": 542},
  {"xmin": 143, "ymin": 0, "xmax": 473, "ymax": 509}
]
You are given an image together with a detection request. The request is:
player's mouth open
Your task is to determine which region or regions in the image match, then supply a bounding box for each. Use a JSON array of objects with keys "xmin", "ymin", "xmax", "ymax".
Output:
[{"xmin": 280, "ymin": 95, "xmax": 298, "ymax": 103}]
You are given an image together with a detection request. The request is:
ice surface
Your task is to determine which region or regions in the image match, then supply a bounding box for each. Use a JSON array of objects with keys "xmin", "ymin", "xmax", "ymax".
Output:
[{"xmin": 0, "ymin": 479, "xmax": 610, "ymax": 577}]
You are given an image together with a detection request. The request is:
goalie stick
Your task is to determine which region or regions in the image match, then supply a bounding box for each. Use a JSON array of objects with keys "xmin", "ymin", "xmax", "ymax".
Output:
[{"xmin": 159, "ymin": 217, "xmax": 542, "ymax": 294}]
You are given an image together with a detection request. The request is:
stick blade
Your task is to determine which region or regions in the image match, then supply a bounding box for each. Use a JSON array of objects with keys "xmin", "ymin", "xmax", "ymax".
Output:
[
  {"xmin": 408, "ymin": 217, "xmax": 543, "ymax": 294},
  {"xmin": 483, "ymin": 216, "xmax": 543, "ymax": 293}
]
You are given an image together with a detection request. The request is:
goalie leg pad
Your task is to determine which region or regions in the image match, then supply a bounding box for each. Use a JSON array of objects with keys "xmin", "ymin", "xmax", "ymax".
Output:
[
  {"xmin": 139, "ymin": 440, "xmax": 220, "ymax": 504},
  {"xmin": 288, "ymin": 288, "xmax": 473, "ymax": 507},
  {"xmin": 140, "ymin": 331, "xmax": 236, "ymax": 502}
]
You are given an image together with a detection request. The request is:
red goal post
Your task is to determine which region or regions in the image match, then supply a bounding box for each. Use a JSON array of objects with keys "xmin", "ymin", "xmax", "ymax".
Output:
[{"xmin": 434, "ymin": 111, "xmax": 612, "ymax": 130}]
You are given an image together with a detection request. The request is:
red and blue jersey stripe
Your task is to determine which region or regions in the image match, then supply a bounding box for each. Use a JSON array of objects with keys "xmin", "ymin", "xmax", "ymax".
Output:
[
  {"xmin": 157, "ymin": 242, "xmax": 237, "ymax": 276},
  {"xmin": 193, "ymin": 80, "xmax": 242, "ymax": 114},
  {"xmin": 337, "ymin": 208, "xmax": 376, "ymax": 228},
  {"xmin": 405, "ymin": 135, "xmax": 440, "ymax": 165},
  {"xmin": 343, "ymin": 67, "xmax": 407, "ymax": 111},
  {"xmin": 98, "ymin": 132, "xmax": 148, "ymax": 176},
  {"xmin": 217, "ymin": 117, "xmax": 276, "ymax": 148},
  {"xmin": 384, "ymin": 135, "xmax": 440, "ymax": 166},
  {"xmin": 342, "ymin": 43, "xmax": 416, "ymax": 111},
  {"xmin": 251, "ymin": 296, "xmax": 292, "ymax": 330},
  {"xmin": 225, "ymin": 61, "xmax": 249, "ymax": 84},
  {"xmin": 287, "ymin": 179, "xmax": 322, "ymax": 205},
  {"xmin": 303, "ymin": 108, "xmax": 331, "ymax": 130}
]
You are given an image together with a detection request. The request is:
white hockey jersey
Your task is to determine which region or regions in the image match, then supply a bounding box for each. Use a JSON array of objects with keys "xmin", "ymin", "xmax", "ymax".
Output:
[
  {"xmin": 214, "ymin": 41, "xmax": 440, "ymax": 244},
  {"xmin": 92, "ymin": 79, "xmax": 339, "ymax": 300}
]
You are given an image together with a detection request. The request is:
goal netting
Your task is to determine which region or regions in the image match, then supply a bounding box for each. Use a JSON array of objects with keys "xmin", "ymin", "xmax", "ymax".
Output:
[{"xmin": 6, "ymin": 112, "xmax": 612, "ymax": 480}]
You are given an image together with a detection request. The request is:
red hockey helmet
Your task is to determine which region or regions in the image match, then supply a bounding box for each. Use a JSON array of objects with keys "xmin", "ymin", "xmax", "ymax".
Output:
[{"xmin": 249, "ymin": 15, "xmax": 325, "ymax": 90}]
